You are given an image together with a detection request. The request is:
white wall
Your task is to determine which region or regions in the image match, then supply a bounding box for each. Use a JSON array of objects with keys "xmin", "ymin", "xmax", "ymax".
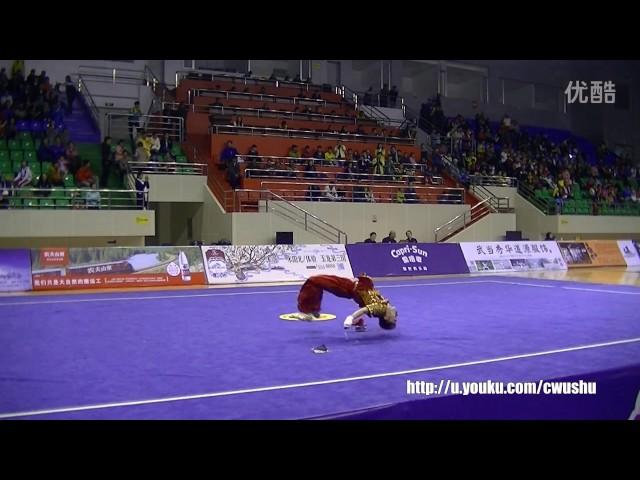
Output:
[
  {"xmin": 198, "ymin": 186, "xmax": 233, "ymax": 243},
  {"xmin": 0, "ymin": 210, "xmax": 155, "ymax": 238},
  {"xmin": 147, "ymin": 175, "xmax": 207, "ymax": 203},
  {"xmin": 446, "ymin": 213, "xmax": 516, "ymax": 242}
]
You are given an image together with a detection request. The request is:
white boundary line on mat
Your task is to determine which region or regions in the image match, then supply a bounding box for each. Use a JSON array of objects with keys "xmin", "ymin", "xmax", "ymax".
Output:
[
  {"xmin": 1, "ymin": 336, "xmax": 639, "ymax": 419},
  {"xmin": 0, "ymin": 280, "xmax": 491, "ymax": 306}
]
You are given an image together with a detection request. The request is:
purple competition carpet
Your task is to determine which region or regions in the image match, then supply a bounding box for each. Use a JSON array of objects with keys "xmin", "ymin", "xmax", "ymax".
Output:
[{"xmin": 1, "ymin": 276, "xmax": 639, "ymax": 420}]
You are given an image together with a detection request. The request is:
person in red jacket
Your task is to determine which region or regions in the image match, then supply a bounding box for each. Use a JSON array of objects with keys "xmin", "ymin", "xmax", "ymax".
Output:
[{"xmin": 294, "ymin": 274, "xmax": 398, "ymax": 332}]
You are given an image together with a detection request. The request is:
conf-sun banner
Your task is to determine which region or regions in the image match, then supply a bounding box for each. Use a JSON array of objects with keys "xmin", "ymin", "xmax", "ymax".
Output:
[
  {"xmin": 617, "ymin": 240, "xmax": 640, "ymax": 268},
  {"xmin": 201, "ymin": 244, "xmax": 353, "ymax": 284},
  {"xmin": 30, "ymin": 247, "xmax": 206, "ymax": 290}
]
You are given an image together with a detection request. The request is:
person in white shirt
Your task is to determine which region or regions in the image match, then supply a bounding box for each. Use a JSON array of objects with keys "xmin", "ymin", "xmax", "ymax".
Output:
[
  {"xmin": 323, "ymin": 184, "xmax": 339, "ymax": 201},
  {"xmin": 150, "ymin": 133, "xmax": 161, "ymax": 161},
  {"xmin": 13, "ymin": 161, "xmax": 32, "ymax": 188}
]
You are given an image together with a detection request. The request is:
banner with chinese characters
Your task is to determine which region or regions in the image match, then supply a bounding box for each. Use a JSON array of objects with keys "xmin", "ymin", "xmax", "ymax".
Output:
[
  {"xmin": 30, "ymin": 247, "xmax": 206, "ymax": 290},
  {"xmin": 201, "ymin": 244, "xmax": 353, "ymax": 284},
  {"xmin": 346, "ymin": 243, "xmax": 469, "ymax": 277},
  {"xmin": 459, "ymin": 241, "xmax": 567, "ymax": 273},
  {"xmin": 617, "ymin": 240, "xmax": 640, "ymax": 268},
  {"xmin": 557, "ymin": 240, "xmax": 626, "ymax": 268},
  {"xmin": 0, "ymin": 249, "xmax": 33, "ymax": 292}
]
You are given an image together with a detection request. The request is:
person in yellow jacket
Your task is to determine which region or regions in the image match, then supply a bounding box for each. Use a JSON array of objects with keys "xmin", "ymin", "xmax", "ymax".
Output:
[{"xmin": 11, "ymin": 60, "xmax": 25, "ymax": 78}]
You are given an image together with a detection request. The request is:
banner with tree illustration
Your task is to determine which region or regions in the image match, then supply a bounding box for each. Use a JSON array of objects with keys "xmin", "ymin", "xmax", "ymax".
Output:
[{"xmin": 201, "ymin": 244, "xmax": 353, "ymax": 284}]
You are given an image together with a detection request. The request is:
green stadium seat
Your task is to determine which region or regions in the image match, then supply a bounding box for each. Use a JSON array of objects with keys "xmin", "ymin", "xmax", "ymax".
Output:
[
  {"xmin": 39, "ymin": 197, "xmax": 54, "ymax": 208},
  {"xmin": 24, "ymin": 150, "xmax": 37, "ymax": 162},
  {"xmin": 9, "ymin": 197, "xmax": 22, "ymax": 208},
  {"xmin": 55, "ymin": 198, "xmax": 71, "ymax": 208},
  {"xmin": 10, "ymin": 151, "xmax": 24, "ymax": 164},
  {"xmin": 21, "ymin": 139, "xmax": 35, "ymax": 151},
  {"xmin": 17, "ymin": 132, "xmax": 31, "ymax": 141},
  {"xmin": 175, "ymin": 155, "xmax": 187, "ymax": 163},
  {"xmin": 23, "ymin": 197, "xmax": 38, "ymax": 208},
  {"xmin": 0, "ymin": 140, "xmax": 7, "ymax": 150},
  {"xmin": 7, "ymin": 139, "xmax": 21, "ymax": 151},
  {"xmin": 63, "ymin": 174, "xmax": 75, "ymax": 188},
  {"xmin": 28, "ymin": 162, "xmax": 42, "ymax": 177}
]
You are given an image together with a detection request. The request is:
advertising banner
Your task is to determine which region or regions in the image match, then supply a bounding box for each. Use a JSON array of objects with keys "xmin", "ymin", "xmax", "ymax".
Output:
[
  {"xmin": 557, "ymin": 240, "xmax": 626, "ymax": 268},
  {"xmin": 0, "ymin": 249, "xmax": 33, "ymax": 292},
  {"xmin": 202, "ymin": 244, "xmax": 353, "ymax": 284},
  {"xmin": 31, "ymin": 247, "xmax": 206, "ymax": 290},
  {"xmin": 459, "ymin": 241, "xmax": 567, "ymax": 273},
  {"xmin": 346, "ymin": 243, "xmax": 469, "ymax": 277}
]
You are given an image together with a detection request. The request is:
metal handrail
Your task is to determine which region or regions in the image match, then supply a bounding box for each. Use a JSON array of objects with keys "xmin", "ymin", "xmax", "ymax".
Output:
[
  {"xmin": 469, "ymin": 175, "xmax": 519, "ymax": 188},
  {"xmin": 433, "ymin": 198, "xmax": 492, "ymax": 242},
  {"xmin": 106, "ymin": 113, "xmax": 184, "ymax": 142},
  {"xmin": 2, "ymin": 187, "xmax": 142, "ymax": 209},
  {"xmin": 210, "ymin": 124, "xmax": 414, "ymax": 144},
  {"xmin": 470, "ymin": 184, "xmax": 511, "ymax": 211},
  {"xmin": 174, "ymin": 101, "xmax": 371, "ymax": 125},
  {"xmin": 127, "ymin": 161, "xmax": 207, "ymax": 176},
  {"xmin": 76, "ymin": 75, "xmax": 101, "ymax": 132},
  {"xmin": 191, "ymin": 88, "xmax": 343, "ymax": 108},
  {"xmin": 256, "ymin": 180, "xmax": 464, "ymax": 205},
  {"xmin": 222, "ymin": 188, "xmax": 348, "ymax": 243},
  {"xmin": 243, "ymin": 168, "xmax": 443, "ymax": 186},
  {"xmin": 176, "ymin": 70, "xmax": 321, "ymax": 91}
]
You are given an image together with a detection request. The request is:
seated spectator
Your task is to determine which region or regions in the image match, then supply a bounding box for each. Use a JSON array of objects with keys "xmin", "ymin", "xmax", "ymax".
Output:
[
  {"xmin": 313, "ymin": 146, "xmax": 324, "ymax": 160},
  {"xmin": 35, "ymin": 173, "xmax": 53, "ymax": 196},
  {"xmin": 305, "ymin": 184, "xmax": 320, "ymax": 201},
  {"xmin": 135, "ymin": 141, "xmax": 149, "ymax": 164},
  {"xmin": 246, "ymin": 145, "xmax": 260, "ymax": 169},
  {"xmin": 13, "ymin": 161, "xmax": 32, "ymax": 188},
  {"xmin": 382, "ymin": 231, "xmax": 397, "ymax": 243},
  {"xmin": 46, "ymin": 163, "xmax": 64, "ymax": 186},
  {"xmin": 85, "ymin": 183, "xmax": 101, "ymax": 209},
  {"xmin": 159, "ymin": 133, "xmax": 173, "ymax": 156},
  {"xmin": 323, "ymin": 183, "xmax": 339, "ymax": 201},
  {"xmin": 364, "ymin": 187, "xmax": 375, "ymax": 203},
  {"xmin": 324, "ymin": 148, "xmax": 336, "ymax": 165},
  {"xmin": 403, "ymin": 230, "xmax": 418, "ymax": 243},
  {"xmin": 76, "ymin": 160, "xmax": 96, "ymax": 187},
  {"xmin": 50, "ymin": 135, "xmax": 65, "ymax": 159},
  {"xmin": 0, "ymin": 174, "xmax": 11, "ymax": 208},
  {"xmin": 280, "ymin": 120, "xmax": 288, "ymax": 130},
  {"xmin": 142, "ymin": 131, "xmax": 154, "ymax": 157},
  {"xmin": 404, "ymin": 181, "xmax": 417, "ymax": 204},
  {"xmin": 302, "ymin": 145, "xmax": 312, "ymax": 158},
  {"xmin": 150, "ymin": 133, "xmax": 161, "ymax": 161},
  {"xmin": 285, "ymin": 159, "xmax": 297, "ymax": 178},
  {"xmin": 394, "ymin": 188, "xmax": 406, "ymax": 203},
  {"xmin": 288, "ymin": 144, "xmax": 300, "ymax": 158},
  {"xmin": 364, "ymin": 232, "xmax": 377, "ymax": 243},
  {"xmin": 303, "ymin": 159, "xmax": 317, "ymax": 179}
]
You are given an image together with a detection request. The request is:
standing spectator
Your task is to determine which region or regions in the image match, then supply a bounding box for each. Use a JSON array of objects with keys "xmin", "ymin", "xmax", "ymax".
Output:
[
  {"xmin": 364, "ymin": 232, "xmax": 377, "ymax": 243},
  {"xmin": 64, "ymin": 75, "xmax": 76, "ymax": 114},
  {"xmin": 382, "ymin": 231, "xmax": 397, "ymax": 243},
  {"xmin": 134, "ymin": 172, "xmax": 150, "ymax": 209},
  {"xmin": 227, "ymin": 157, "xmax": 242, "ymax": 189},
  {"xmin": 403, "ymin": 230, "xmax": 418, "ymax": 243},
  {"xmin": 13, "ymin": 161, "xmax": 32, "ymax": 188},
  {"xmin": 114, "ymin": 140, "xmax": 131, "ymax": 177},
  {"xmin": 404, "ymin": 180, "xmax": 417, "ymax": 204},
  {"xmin": 128, "ymin": 101, "xmax": 142, "ymax": 143},
  {"xmin": 246, "ymin": 144, "xmax": 260, "ymax": 169},
  {"xmin": 219, "ymin": 140, "xmax": 238, "ymax": 170},
  {"xmin": 37, "ymin": 137, "xmax": 54, "ymax": 164},
  {"xmin": 101, "ymin": 136, "xmax": 113, "ymax": 186},
  {"xmin": 65, "ymin": 141, "xmax": 81, "ymax": 174},
  {"xmin": 379, "ymin": 84, "xmax": 389, "ymax": 107},
  {"xmin": 335, "ymin": 140, "xmax": 346, "ymax": 162},
  {"xmin": 389, "ymin": 85, "xmax": 399, "ymax": 107}
]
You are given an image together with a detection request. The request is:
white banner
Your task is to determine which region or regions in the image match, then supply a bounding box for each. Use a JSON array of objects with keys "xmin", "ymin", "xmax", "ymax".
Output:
[
  {"xmin": 201, "ymin": 244, "xmax": 354, "ymax": 284},
  {"xmin": 617, "ymin": 240, "xmax": 640, "ymax": 267},
  {"xmin": 460, "ymin": 241, "xmax": 567, "ymax": 273}
]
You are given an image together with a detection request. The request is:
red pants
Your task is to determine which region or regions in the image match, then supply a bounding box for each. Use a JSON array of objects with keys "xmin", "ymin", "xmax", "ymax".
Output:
[{"xmin": 297, "ymin": 275, "xmax": 357, "ymax": 314}]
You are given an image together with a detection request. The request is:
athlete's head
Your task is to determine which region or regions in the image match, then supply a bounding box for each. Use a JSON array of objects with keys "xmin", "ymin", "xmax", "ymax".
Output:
[{"xmin": 378, "ymin": 304, "xmax": 397, "ymax": 330}]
